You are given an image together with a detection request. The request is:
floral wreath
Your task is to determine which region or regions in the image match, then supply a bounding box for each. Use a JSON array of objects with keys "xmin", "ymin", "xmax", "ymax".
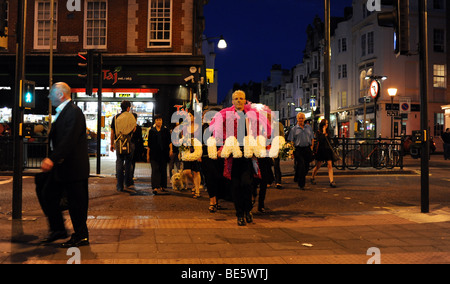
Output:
[{"xmin": 179, "ymin": 138, "xmax": 203, "ymax": 161}]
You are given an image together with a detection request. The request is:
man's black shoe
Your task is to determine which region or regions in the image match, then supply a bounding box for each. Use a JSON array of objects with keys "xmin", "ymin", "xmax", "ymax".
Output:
[
  {"xmin": 237, "ymin": 217, "xmax": 246, "ymax": 226},
  {"xmin": 60, "ymin": 235, "xmax": 89, "ymax": 248},
  {"xmin": 41, "ymin": 231, "xmax": 68, "ymax": 243},
  {"xmin": 245, "ymin": 211, "xmax": 253, "ymax": 224}
]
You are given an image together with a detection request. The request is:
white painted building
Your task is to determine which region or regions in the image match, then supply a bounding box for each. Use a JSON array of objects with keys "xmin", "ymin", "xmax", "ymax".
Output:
[{"xmin": 331, "ymin": 0, "xmax": 448, "ymax": 141}]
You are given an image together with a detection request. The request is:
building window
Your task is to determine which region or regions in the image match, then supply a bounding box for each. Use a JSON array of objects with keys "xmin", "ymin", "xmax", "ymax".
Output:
[
  {"xmin": 433, "ymin": 64, "xmax": 446, "ymax": 88},
  {"xmin": 341, "ymin": 38, "xmax": 347, "ymax": 52},
  {"xmin": 361, "ymin": 34, "xmax": 366, "ymax": 57},
  {"xmin": 433, "ymin": 29, "xmax": 445, "ymax": 53},
  {"xmin": 360, "ymin": 68, "xmax": 373, "ymax": 98},
  {"xmin": 434, "ymin": 113, "xmax": 444, "ymax": 136},
  {"xmin": 361, "ymin": 32, "xmax": 374, "ymax": 57},
  {"xmin": 34, "ymin": 0, "xmax": 57, "ymax": 49},
  {"xmin": 338, "ymin": 65, "xmax": 348, "ymax": 80},
  {"xmin": 341, "ymin": 91, "xmax": 347, "ymax": 108},
  {"xmin": 148, "ymin": 0, "xmax": 172, "ymax": 48},
  {"xmin": 84, "ymin": 0, "xmax": 108, "ymax": 49},
  {"xmin": 367, "ymin": 32, "xmax": 374, "ymax": 54},
  {"xmin": 313, "ymin": 54, "xmax": 319, "ymax": 70}
]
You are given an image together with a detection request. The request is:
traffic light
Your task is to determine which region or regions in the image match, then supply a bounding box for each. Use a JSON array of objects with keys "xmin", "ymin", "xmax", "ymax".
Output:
[
  {"xmin": 77, "ymin": 50, "xmax": 94, "ymax": 95},
  {"xmin": 20, "ymin": 80, "xmax": 35, "ymax": 109},
  {"xmin": 377, "ymin": 0, "xmax": 410, "ymax": 56}
]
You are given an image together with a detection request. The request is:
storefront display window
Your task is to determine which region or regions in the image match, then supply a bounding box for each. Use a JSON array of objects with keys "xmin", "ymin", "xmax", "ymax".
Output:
[{"xmin": 73, "ymin": 89, "xmax": 156, "ymax": 157}]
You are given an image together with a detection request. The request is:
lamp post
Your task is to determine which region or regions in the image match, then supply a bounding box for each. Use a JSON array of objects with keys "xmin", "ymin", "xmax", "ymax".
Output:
[
  {"xmin": 388, "ymin": 88, "xmax": 398, "ymax": 138},
  {"xmin": 202, "ymin": 35, "xmax": 227, "ymax": 106},
  {"xmin": 365, "ymin": 75, "xmax": 387, "ymax": 138}
]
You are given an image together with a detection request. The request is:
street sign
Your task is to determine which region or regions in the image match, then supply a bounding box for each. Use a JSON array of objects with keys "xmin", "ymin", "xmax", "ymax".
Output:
[
  {"xmin": 369, "ymin": 80, "xmax": 380, "ymax": 99},
  {"xmin": 387, "ymin": 110, "xmax": 399, "ymax": 117},
  {"xmin": 206, "ymin": 68, "xmax": 214, "ymax": 84},
  {"xmin": 399, "ymin": 97, "xmax": 411, "ymax": 114}
]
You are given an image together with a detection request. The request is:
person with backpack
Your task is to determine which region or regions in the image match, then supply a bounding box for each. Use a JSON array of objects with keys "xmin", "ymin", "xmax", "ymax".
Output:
[{"xmin": 110, "ymin": 100, "xmax": 137, "ymax": 193}]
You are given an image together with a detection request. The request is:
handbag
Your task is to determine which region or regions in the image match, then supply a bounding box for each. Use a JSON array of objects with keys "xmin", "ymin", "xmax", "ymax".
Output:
[
  {"xmin": 325, "ymin": 136, "xmax": 341, "ymax": 162},
  {"xmin": 35, "ymin": 171, "xmax": 69, "ymax": 214}
]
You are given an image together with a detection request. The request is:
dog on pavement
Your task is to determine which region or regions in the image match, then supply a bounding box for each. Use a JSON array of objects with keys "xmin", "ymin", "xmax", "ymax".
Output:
[{"xmin": 170, "ymin": 169, "xmax": 185, "ymax": 191}]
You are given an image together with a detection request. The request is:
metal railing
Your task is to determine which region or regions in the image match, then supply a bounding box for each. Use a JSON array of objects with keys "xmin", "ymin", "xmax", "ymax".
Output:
[
  {"xmin": 330, "ymin": 137, "xmax": 404, "ymax": 170},
  {"xmin": 1, "ymin": 136, "xmax": 406, "ymax": 171},
  {"xmin": 0, "ymin": 138, "xmax": 48, "ymax": 171}
]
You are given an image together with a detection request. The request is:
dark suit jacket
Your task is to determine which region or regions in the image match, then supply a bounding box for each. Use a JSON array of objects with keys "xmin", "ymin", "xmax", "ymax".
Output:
[{"xmin": 48, "ymin": 100, "xmax": 90, "ymax": 182}]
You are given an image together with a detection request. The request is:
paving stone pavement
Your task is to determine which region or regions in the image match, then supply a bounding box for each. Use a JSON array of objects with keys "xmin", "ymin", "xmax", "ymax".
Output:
[{"xmin": 1, "ymin": 157, "xmax": 450, "ymax": 265}]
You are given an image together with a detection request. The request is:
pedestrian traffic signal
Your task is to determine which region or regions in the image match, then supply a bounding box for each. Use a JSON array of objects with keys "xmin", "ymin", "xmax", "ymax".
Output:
[
  {"xmin": 20, "ymin": 80, "xmax": 35, "ymax": 109},
  {"xmin": 377, "ymin": 0, "xmax": 410, "ymax": 56},
  {"xmin": 77, "ymin": 50, "xmax": 94, "ymax": 95}
]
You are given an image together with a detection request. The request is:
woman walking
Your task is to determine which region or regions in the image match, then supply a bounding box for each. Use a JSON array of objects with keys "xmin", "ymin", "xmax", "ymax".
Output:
[
  {"xmin": 311, "ymin": 119, "xmax": 336, "ymax": 188},
  {"xmin": 181, "ymin": 111, "xmax": 202, "ymax": 199}
]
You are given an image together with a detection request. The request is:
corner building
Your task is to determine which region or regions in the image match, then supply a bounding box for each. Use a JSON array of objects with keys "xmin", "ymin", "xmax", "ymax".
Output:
[{"xmin": 0, "ymin": 0, "xmax": 207, "ymax": 129}]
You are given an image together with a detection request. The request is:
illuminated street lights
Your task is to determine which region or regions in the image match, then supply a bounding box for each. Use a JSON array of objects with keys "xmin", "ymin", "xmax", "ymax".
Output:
[
  {"xmin": 206, "ymin": 35, "xmax": 227, "ymax": 49},
  {"xmin": 388, "ymin": 88, "xmax": 398, "ymax": 138},
  {"xmin": 202, "ymin": 35, "xmax": 228, "ymax": 106},
  {"xmin": 388, "ymin": 88, "xmax": 397, "ymax": 138},
  {"xmin": 217, "ymin": 36, "xmax": 227, "ymax": 49}
]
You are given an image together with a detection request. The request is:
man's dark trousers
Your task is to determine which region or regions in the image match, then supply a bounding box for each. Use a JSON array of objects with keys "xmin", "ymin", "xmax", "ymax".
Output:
[
  {"xmin": 294, "ymin": 146, "xmax": 312, "ymax": 188},
  {"xmin": 230, "ymin": 158, "xmax": 254, "ymax": 217}
]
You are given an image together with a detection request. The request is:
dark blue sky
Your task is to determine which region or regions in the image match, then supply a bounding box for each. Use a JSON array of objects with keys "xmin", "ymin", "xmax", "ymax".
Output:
[{"xmin": 203, "ymin": 0, "xmax": 353, "ymax": 103}]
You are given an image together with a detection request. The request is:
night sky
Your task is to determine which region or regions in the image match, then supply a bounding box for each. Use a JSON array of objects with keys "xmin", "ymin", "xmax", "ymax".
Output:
[{"xmin": 203, "ymin": 0, "xmax": 354, "ymax": 104}]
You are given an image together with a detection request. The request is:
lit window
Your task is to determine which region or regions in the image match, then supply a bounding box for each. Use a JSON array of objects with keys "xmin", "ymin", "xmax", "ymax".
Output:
[{"xmin": 433, "ymin": 65, "xmax": 446, "ymax": 88}]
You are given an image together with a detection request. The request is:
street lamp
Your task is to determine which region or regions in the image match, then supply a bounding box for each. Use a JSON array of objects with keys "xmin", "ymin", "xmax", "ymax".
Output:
[
  {"xmin": 202, "ymin": 35, "xmax": 228, "ymax": 106},
  {"xmin": 217, "ymin": 35, "xmax": 227, "ymax": 49},
  {"xmin": 206, "ymin": 35, "xmax": 227, "ymax": 49},
  {"xmin": 388, "ymin": 88, "xmax": 398, "ymax": 138}
]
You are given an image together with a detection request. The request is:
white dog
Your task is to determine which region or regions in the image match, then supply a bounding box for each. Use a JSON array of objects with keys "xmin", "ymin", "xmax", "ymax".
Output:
[{"xmin": 170, "ymin": 169, "xmax": 185, "ymax": 191}]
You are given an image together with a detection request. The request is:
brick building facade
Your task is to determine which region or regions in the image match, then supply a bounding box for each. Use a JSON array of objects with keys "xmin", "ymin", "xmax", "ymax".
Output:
[{"xmin": 0, "ymin": 0, "xmax": 207, "ymax": 119}]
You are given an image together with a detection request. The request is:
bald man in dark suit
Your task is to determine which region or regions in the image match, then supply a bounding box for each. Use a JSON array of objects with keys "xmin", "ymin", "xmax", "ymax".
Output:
[{"xmin": 40, "ymin": 82, "xmax": 90, "ymax": 248}]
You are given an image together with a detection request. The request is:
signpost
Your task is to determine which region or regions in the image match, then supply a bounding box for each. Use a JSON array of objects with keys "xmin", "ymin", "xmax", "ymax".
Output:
[{"xmin": 369, "ymin": 79, "xmax": 381, "ymax": 137}]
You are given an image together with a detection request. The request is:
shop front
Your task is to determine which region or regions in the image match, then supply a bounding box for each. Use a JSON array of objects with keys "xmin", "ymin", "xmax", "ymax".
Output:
[
  {"xmin": 336, "ymin": 111, "xmax": 350, "ymax": 138},
  {"xmin": 73, "ymin": 88, "xmax": 156, "ymax": 156},
  {"xmin": 0, "ymin": 54, "xmax": 205, "ymax": 161},
  {"xmin": 355, "ymin": 106, "xmax": 375, "ymax": 138}
]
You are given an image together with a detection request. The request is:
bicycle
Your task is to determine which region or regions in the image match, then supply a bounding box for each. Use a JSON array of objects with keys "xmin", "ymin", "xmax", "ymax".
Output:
[
  {"xmin": 345, "ymin": 140, "xmax": 386, "ymax": 170},
  {"xmin": 384, "ymin": 142, "xmax": 401, "ymax": 169}
]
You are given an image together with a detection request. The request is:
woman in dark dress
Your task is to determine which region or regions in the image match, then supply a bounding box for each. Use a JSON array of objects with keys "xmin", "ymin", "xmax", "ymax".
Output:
[
  {"xmin": 181, "ymin": 111, "xmax": 202, "ymax": 198},
  {"xmin": 310, "ymin": 119, "xmax": 336, "ymax": 188}
]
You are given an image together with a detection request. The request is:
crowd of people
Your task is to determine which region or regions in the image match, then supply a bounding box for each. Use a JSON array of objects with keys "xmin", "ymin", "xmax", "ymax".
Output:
[
  {"xmin": 110, "ymin": 91, "xmax": 338, "ymax": 226},
  {"xmin": 35, "ymin": 83, "xmax": 340, "ymax": 251},
  {"xmin": 31, "ymin": 83, "xmax": 449, "ymax": 247}
]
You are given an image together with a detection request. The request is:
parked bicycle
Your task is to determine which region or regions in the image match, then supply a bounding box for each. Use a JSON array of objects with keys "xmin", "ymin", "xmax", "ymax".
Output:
[
  {"xmin": 385, "ymin": 141, "xmax": 401, "ymax": 169},
  {"xmin": 306, "ymin": 137, "xmax": 403, "ymax": 171},
  {"xmin": 345, "ymin": 140, "xmax": 387, "ymax": 170}
]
